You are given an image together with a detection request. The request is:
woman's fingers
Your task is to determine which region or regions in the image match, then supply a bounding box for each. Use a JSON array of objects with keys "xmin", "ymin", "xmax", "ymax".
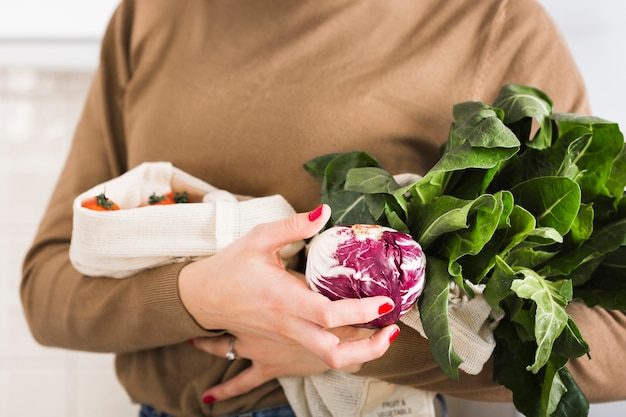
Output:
[
  {"xmin": 248, "ymin": 204, "xmax": 330, "ymax": 254},
  {"xmin": 297, "ymin": 290, "xmax": 395, "ymax": 329},
  {"xmin": 275, "ymin": 315, "xmax": 398, "ymax": 370},
  {"xmin": 200, "ymin": 366, "xmax": 270, "ymax": 405},
  {"xmin": 318, "ymin": 324, "xmax": 399, "ymax": 369}
]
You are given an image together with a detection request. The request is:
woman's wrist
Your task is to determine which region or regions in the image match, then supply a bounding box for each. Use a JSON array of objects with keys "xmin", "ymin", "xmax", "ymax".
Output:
[{"xmin": 178, "ymin": 261, "xmax": 212, "ymax": 329}]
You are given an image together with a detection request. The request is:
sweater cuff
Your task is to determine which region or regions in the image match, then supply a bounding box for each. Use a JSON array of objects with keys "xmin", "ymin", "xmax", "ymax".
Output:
[{"xmin": 141, "ymin": 261, "xmax": 224, "ymax": 339}]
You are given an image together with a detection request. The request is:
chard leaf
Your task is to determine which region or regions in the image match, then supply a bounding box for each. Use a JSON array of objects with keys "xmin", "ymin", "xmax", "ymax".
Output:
[
  {"xmin": 543, "ymin": 358, "xmax": 568, "ymax": 417},
  {"xmin": 327, "ymin": 191, "xmax": 374, "ymax": 226},
  {"xmin": 574, "ymin": 288, "xmax": 626, "ymax": 310},
  {"xmin": 501, "ymin": 205, "xmax": 537, "ymax": 253},
  {"xmin": 409, "ymin": 171, "xmax": 448, "ymax": 206},
  {"xmin": 522, "ymin": 227, "xmax": 564, "ymax": 247},
  {"xmin": 323, "ymin": 152, "xmax": 380, "ymax": 193},
  {"xmin": 553, "ymin": 318, "xmax": 589, "ymax": 359},
  {"xmin": 605, "ymin": 146, "xmax": 626, "ymax": 204},
  {"xmin": 363, "ymin": 194, "xmax": 386, "ymax": 220},
  {"xmin": 450, "ymin": 102, "xmax": 520, "ymax": 149},
  {"xmin": 493, "ymin": 84, "xmax": 553, "ymax": 149},
  {"xmin": 345, "ymin": 167, "xmax": 401, "ymax": 194},
  {"xmin": 412, "ymin": 195, "xmax": 485, "ymax": 248},
  {"xmin": 430, "ymin": 144, "xmax": 518, "ymax": 173},
  {"xmin": 494, "ymin": 321, "xmax": 574, "ymax": 417},
  {"xmin": 590, "ymin": 248, "xmax": 626, "ymax": 285},
  {"xmin": 418, "ymin": 256, "xmax": 462, "ymax": 379},
  {"xmin": 551, "ymin": 114, "xmax": 624, "ymax": 202},
  {"xmin": 444, "ymin": 192, "xmax": 506, "ymax": 280},
  {"xmin": 542, "ymin": 218, "xmax": 626, "ymax": 277},
  {"xmin": 569, "ymin": 203, "xmax": 594, "ymax": 244},
  {"xmin": 303, "ymin": 153, "xmax": 341, "ymax": 181},
  {"xmin": 384, "ymin": 208, "xmax": 409, "ymax": 233},
  {"xmin": 511, "ymin": 270, "xmax": 572, "ymax": 373},
  {"xmin": 460, "ymin": 229, "xmax": 508, "ymax": 283},
  {"xmin": 511, "ymin": 176, "xmax": 581, "ymax": 236},
  {"xmin": 507, "ymin": 248, "xmax": 556, "ymax": 269},
  {"xmin": 552, "ymin": 368, "xmax": 589, "ymax": 417},
  {"xmin": 568, "ymin": 257, "xmax": 604, "ymax": 287},
  {"xmin": 484, "ymin": 255, "xmax": 517, "ymax": 314}
]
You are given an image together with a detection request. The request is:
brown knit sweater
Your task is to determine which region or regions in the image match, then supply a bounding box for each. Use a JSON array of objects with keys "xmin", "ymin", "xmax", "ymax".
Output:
[{"xmin": 21, "ymin": 0, "xmax": 626, "ymax": 416}]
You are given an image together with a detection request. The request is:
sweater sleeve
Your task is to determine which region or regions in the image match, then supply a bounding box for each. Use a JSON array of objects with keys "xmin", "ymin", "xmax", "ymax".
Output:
[
  {"xmin": 20, "ymin": 0, "xmax": 216, "ymax": 353},
  {"xmin": 358, "ymin": 0, "xmax": 626, "ymax": 403}
]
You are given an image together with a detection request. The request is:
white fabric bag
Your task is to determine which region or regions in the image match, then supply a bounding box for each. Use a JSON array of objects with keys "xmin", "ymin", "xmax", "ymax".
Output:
[
  {"xmin": 70, "ymin": 163, "xmax": 497, "ymax": 417},
  {"xmin": 70, "ymin": 162, "xmax": 302, "ymax": 278}
]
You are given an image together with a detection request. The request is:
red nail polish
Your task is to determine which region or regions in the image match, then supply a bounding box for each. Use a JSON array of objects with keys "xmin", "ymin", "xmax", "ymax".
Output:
[
  {"xmin": 389, "ymin": 328, "xmax": 400, "ymax": 344},
  {"xmin": 308, "ymin": 204, "xmax": 324, "ymax": 221},
  {"xmin": 202, "ymin": 394, "xmax": 216, "ymax": 405},
  {"xmin": 378, "ymin": 303, "xmax": 394, "ymax": 315}
]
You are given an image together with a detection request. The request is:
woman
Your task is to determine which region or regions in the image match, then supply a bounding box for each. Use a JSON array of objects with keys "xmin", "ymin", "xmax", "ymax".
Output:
[{"xmin": 21, "ymin": 0, "xmax": 626, "ymax": 416}]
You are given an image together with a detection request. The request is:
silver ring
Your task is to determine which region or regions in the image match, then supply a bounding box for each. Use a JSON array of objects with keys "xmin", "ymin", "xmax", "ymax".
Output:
[{"xmin": 225, "ymin": 337, "xmax": 237, "ymax": 361}]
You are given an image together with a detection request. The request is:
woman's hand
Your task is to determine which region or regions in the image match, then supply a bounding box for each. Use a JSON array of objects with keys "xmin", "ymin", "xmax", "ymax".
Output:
[
  {"xmin": 190, "ymin": 322, "xmax": 394, "ymax": 404},
  {"xmin": 178, "ymin": 205, "xmax": 398, "ymax": 387}
]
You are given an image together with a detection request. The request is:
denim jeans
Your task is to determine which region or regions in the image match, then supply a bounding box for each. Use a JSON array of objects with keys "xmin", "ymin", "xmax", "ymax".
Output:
[{"xmin": 139, "ymin": 404, "xmax": 296, "ymax": 417}]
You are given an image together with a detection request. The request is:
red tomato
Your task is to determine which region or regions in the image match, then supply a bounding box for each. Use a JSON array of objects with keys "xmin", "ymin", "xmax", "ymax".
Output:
[
  {"xmin": 148, "ymin": 191, "xmax": 190, "ymax": 205},
  {"xmin": 81, "ymin": 193, "xmax": 120, "ymax": 211}
]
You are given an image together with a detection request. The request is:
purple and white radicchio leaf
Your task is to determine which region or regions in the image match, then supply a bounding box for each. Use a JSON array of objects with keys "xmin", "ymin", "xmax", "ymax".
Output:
[{"xmin": 305, "ymin": 224, "xmax": 426, "ymax": 328}]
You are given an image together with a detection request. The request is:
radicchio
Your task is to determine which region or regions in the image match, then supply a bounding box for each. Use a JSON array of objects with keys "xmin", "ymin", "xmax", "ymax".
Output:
[{"xmin": 306, "ymin": 224, "xmax": 426, "ymax": 328}]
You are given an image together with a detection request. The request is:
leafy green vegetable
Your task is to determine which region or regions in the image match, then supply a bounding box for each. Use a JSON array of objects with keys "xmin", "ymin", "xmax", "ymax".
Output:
[
  {"xmin": 493, "ymin": 84, "xmax": 553, "ymax": 150},
  {"xmin": 511, "ymin": 177, "xmax": 581, "ymax": 236},
  {"xmin": 418, "ymin": 256, "xmax": 463, "ymax": 379},
  {"xmin": 511, "ymin": 270, "xmax": 571, "ymax": 373},
  {"xmin": 304, "ymin": 84, "xmax": 626, "ymax": 417}
]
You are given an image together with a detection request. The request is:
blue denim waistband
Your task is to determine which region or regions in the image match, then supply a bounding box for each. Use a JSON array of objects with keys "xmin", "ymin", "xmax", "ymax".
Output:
[{"xmin": 139, "ymin": 403, "xmax": 295, "ymax": 417}]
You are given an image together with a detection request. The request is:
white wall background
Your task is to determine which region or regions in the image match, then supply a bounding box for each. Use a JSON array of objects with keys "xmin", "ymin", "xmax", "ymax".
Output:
[{"xmin": 0, "ymin": 1, "xmax": 624, "ymax": 416}]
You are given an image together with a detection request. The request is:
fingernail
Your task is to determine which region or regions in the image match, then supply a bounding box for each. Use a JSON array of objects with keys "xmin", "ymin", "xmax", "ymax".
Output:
[
  {"xmin": 308, "ymin": 204, "xmax": 324, "ymax": 222},
  {"xmin": 378, "ymin": 302, "xmax": 394, "ymax": 315},
  {"xmin": 389, "ymin": 328, "xmax": 400, "ymax": 344},
  {"xmin": 202, "ymin": 394, "xmax": 216, "ymax": 405}
]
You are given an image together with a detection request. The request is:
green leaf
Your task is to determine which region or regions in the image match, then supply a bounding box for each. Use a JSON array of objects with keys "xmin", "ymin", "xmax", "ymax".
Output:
[
  {"xmin": 506, "ymin": 248, "xmax": 556, "ymax": 269},
  {"xmin": 303, "ymin": 153, "xmax": 341, "ymax": 181},
  {"xmin": 418, "ymin": 256, "xmax": 463, "ymax": 379},
  {"xmin": 494, "ymin": 321, "xmax": 570, "ymax": 417},
  {"xmin": 569, "ymin": 203, "xmax": 594, "ymax": 244},
  {"xmin": 450, "ymin": 102, "xmax": 520, "ymax": 149},
  {"xmin": 522, "ymin": 227, "xmax": 564, "ymax": 248},
  {"xmin": 412, "ymin": 195, "xmax": 485, "ymax": 248},
  {"xmin": 543, "ymin": 358, "xmax": 568, "ymax": 416},
  {"xmin": 511, "ymin": 270, "xmax": 572, "ymax": 373},
  {"xmin": 345, "ymin": 167, "xmax": 401, "ymax": 194},
  {"xmin": 553, "ymin": 318, "xmax": 589, "ymax": 360},
  {"xmin": 444, "ymin": 193, "xmax": 505, "ymax": 281},
  {"xmin": 552, "ymin": 368, "xmax": 589, "ymax": 417},
  {"xmin": 384, "ymin": 205, "xmax": 409, "ymax": 233},
  {"xmin": 431, "ymin": 144, "xmax": 518, "ymax": 173},
  {"xmin": 501, "ymin": 205, "xmax": 537, "ymax": 253},
  {"xmin": 363, "ymin": 194, "xmax": 386, "ymax": 220},
  {"xmin": 484, "ymin": 255, "xmax": 517, "ymax": 314},
  {"xmin": 543, "ymin": 218, "xmax": 626, "ymax": 277},
  {"xmin": 568, "ymin": 257, "xmax": 604, "ymax": 287},
  {"xmin": 605, "ymin": 145, "xmax": 626, "ymax": 204},
  {"xmin": 493, "ymin": 84, "xmax": 553, "ymax": 149},
  {"xmin": 552, "ymin": 114, "xmax": 624, "ymax": 202},
  {"xmin": 511, "ymin": 177, "xmax": 581, "ymax": 236},
  {"xmin": 409, "ymin": 171, "xmax": 449, "ymax": 206},
  {"xmin": 574, "ymin": 288, "xmax": 626, "ymax": 310},
  {"xmin": 327, "ymin": 191, "xmax": 375, "ymax": 226},
  {"xmin": 323, "ymin": 152, "xmax": 380, "ymax": 193}
]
